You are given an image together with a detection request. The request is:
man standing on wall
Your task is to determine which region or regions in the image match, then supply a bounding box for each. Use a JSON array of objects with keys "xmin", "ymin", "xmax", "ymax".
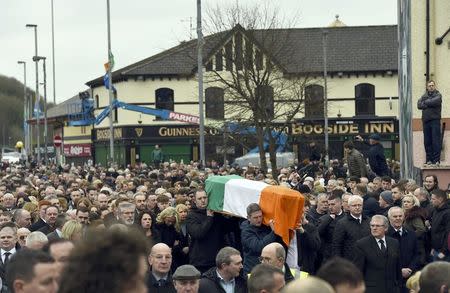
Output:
[
  {"xmin": 152, "ymin": 145, "xmax": 164, "ymax": 168},
  {"xmin": 417, "ymin": 80, "xmax": 442, "ymax": 166}
]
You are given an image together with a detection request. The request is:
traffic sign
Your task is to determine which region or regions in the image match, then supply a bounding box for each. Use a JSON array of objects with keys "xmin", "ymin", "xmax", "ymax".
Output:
[{"xmin": 54, "ymin": 135, "xmax": 62, "ymax": 147}]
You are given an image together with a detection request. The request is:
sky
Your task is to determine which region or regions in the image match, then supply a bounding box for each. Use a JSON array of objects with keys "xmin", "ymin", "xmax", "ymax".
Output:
[{"xmin": 0, "ymin": 0, "xmax": 397, "ymax": 103}]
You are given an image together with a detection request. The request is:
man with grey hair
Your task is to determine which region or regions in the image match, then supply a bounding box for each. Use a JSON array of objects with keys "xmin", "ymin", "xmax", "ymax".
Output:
[
  {"xmin": 353, "ymin": 215, "xmax": 401, "ymax": 293},
  {"xmin": 13, "ymin": 209, "xmax": 32, "ymax": 229},
  {"xmin": 306, "ymin": 193, "xmax": 329, "ymax": 226},
  {"xmin": 199, "ymin": 246, "xmax": 247, "ymax": 293},
  {"xmin": 332, "ymin": 195, "xmax": 370, "ymax": 261},
  {"xmin": 117, "ymin": 202, "xmax": 136, "ymax": 226},
  {"xmin": 386, "ymin": 206, "xmax": 420, "ymax": 291},
  {"xmin": 25, "ymin": 231, "xmax": 48, "ymax": 250}
]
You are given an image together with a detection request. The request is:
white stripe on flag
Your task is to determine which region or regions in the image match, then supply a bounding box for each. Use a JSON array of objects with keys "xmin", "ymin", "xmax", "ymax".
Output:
[{"xmin": 223, "ymin": 179, "xmax": 268, "ymax": 217}]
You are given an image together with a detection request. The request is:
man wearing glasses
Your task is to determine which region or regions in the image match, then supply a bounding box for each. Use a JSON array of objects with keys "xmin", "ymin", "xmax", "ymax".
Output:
[
  {"xmin": 332, "ymin": 195, "xmax": 370, "ymax": 261},
  {"xmin": 147, "ymin": 243, "xmax": 176, "ymax": 293},
  {"xmin": 353, "ymin": 215, "xmax": 401, "ymax": 293},
  {"xmin": 417, "ymin": 80, "xmax": 443, "ymax": 166}
]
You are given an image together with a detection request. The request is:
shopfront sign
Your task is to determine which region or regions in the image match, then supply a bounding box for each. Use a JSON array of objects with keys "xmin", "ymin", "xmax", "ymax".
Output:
[
  {"xmin": 64, "ymin": 144, "xmax": 92, "ymax": 157},
  {"xmin": 290, "ymin": 119, "xmax": 398, "ymax": 136}
]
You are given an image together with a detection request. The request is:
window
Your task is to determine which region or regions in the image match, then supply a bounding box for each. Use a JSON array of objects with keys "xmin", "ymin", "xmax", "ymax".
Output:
[
  {"xmin": 256, "ymin": 85, "xmax": 274, "ymax": 119},
  {"xmin": 355, "ymin": 83, "xmax": 375, "ymax": 116},
  {"xmin": 155, "ymin": 88, "xmax": 174, "ymax": 111},
  {"xmin": 215, "ymin": 50, "xmax": 223, "ymax": 71},
  {"xmin": 234, "ymin": 33, "xmax": 243, "ymax": 70},
  {"xmin": 225, "ymin": 42, "xmax": 233, "ymax": 71},
  {"xmin": 205, "ymin": 87, "xmax": 224, "ymax": 120},
  {"xmin": 305, "ymin": 85, "xmax": 324, "ymax": 118}
]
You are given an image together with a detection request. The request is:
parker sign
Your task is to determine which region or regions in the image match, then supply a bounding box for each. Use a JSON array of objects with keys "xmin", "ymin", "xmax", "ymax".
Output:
[{"xmin": 63, "ymin": 144, "xmax": 92, "ymax": 157}]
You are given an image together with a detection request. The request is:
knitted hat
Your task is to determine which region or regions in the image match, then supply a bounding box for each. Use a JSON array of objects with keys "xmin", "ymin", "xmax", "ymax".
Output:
[{"xmin": 380, "ymin": 191, "xmax": 394, "ymax": 205}]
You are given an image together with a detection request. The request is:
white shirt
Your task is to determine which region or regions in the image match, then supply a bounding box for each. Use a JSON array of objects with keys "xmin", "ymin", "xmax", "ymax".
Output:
[
  {"xmin": 216, "ymin": 270, "xmax": 235, "ymax": 293},
  {"xmin": 287, "ymin": 234, "xmax": 299, "ymax": 270},
  {"xmin": 1, "ymin": 248, "xmax": 16, "ymax": 263},
  {"xmin": 376, "ymin": 237, "xmax": 387, "ymax": 250},
  {"xmin": 350, "ymin": 214, "xmax": 362, "ymax": 223}
]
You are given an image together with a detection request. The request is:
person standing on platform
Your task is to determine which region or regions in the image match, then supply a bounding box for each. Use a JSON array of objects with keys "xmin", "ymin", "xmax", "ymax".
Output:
[
  {"xmin": 417, "ymin": 80, "xmax": 442, "ymax": 165},
  {"xmin": 152, "ymin": 145, "xmax": 164, "ymax": 168}
]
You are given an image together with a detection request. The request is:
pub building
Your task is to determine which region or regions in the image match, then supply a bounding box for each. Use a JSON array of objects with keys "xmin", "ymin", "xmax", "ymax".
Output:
[{"xmin": 80, "ymin": 20, "xmax": 401, "ymax": 167}]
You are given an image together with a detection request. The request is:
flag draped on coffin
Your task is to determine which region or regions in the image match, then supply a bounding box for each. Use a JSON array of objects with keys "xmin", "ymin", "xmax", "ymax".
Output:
[{"xmin": 205, "ymin": 175, "xmax": 304, "ymax": 246}]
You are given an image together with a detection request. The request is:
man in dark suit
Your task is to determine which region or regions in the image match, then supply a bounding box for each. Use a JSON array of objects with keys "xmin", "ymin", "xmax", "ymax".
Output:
[
  {"xmin": 0, "ymin": 222, "xmax": 19, "ymax": 282},
  {"xmin": 387, "ymin": 207, "xmax": 420, "ymax": 293},
  {"xmin": 47, "ymin": 214, "xmax": 68, "ymax": 241},
  {"xmin": 29, "ymin": 200, "xmax": 51, "ymax": 232},
  {"xmin": 354, "ymin": 215, "xmax": 401, "ymax": 293},
  {"xmin": 37, "ymin": 206, "xmax": 59, "ymax": 235}
]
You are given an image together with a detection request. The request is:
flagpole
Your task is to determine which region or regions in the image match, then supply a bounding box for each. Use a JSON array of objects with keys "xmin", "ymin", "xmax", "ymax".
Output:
[{"xmin": 106, "ymin": 0, "xmax": 114, "ymax": 165}]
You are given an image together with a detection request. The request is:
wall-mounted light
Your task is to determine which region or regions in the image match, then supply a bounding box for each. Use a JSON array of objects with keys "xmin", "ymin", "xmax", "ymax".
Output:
[
  {"xmin": 386, "ymin": 70, "xmax": 393, "ymax": 76},
  {"xmin": 337, "ymin": 72, "xmax": 343, "ymax": 78}
]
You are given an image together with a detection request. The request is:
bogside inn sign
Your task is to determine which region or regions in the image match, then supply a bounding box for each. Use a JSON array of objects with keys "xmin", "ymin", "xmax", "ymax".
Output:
[
  {"xmin": 290, "ymin": 119, "xmax": 399, "ymax": 136},
  {"xmin": 93, "ymin": 118, "xmax": 398, "ymax": 140}
]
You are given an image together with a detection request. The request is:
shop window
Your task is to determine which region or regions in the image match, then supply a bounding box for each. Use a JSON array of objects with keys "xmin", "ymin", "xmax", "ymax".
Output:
[
  {"xmin": 205, "ymin": 87, "xmax": 224, "ymax": 119},
  {"xmin": 355, "ymin": 83, "xmax": 375, "ymax": 116},
  {"xmin": 305, "ymin": 85, "xmax": 324, "ymax": 118},
  {"xmin": 256, "ymin": 85, "xmax": 274, "ymax": 119}
]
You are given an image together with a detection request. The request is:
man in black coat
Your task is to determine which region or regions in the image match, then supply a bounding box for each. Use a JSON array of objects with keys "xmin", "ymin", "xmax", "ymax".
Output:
[
  {"xmin": 332, "ymin": 195, "xmax": 370, "ymax": 261},
  {"xmin": 318, "ymin": 194, "xmax": 345, "ymax": 264},
  {"xmin": 356, "ymin": 134, "xmax": 390, "ymax": 177},
  {"xmin": 429, "ymin": 189, "xmax": 450, "ymax": 261},
  {"xmin": 417, "ymin": 80, "xmax": 442, "ymax": 165},
  {"xmin": 186, "ymin": 190, "xmax": 224, "ymax": 273},
  {"xmin": 387, "ymin": 207, "xmax": 420, "ymax": 293},
  {"xmin": 146, "ymin": 243, "xmax": 176, "ymax": 293},
  {"xmin": 240, "ymin": 203, "xmax": 277, "ymax": 274},
  {"xmin": 354, "ymin": 183, "xmax": 380, "ymax": 217},
  {"xmin": 199, "ymin": 247, "xmax": 247, "ymax": 293},
  {"xmin": 353, "ymin": 215, "xmax": 402, "ymax": 293}
]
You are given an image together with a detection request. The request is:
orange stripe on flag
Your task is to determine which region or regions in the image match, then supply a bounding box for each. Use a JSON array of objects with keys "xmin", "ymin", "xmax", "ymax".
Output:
[{"xmin": 259, "ymin": 186, "xmax": 304, "ymax": 246}]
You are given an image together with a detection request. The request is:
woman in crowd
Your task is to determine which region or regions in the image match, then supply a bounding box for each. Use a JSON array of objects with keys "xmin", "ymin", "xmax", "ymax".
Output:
[
  {"xmin": 154, "ymin": 207, "xmax": 180, "ymax": 249},
  {"xmin": 61, "ymin": 219, "xmax": 83, "ymax": 242},
  {"xmin": 402, "ymin": 194, "xmax": 427, "ymax": 266},
  {"xmin": 137, "ymin": 210, "xmax": 160, "ymax": 246},
  {"xmin": 174, "ymin": 204, "xmax": 190, "ymax": 267}
]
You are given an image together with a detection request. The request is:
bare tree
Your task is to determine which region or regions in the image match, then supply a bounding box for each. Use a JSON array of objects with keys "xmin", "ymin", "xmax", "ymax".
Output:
[{"xmin": 203, "ymin": 1, "xmax": 319, "ymax": 176}]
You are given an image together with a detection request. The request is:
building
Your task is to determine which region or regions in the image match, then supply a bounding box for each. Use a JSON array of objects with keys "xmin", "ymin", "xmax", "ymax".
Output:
[{"xmin": 80, "ymin": 21, "xmax": 400, "ymax": 167}]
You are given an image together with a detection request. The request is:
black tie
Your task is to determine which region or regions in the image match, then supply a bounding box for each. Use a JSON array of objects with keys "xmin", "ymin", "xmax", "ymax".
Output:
[
  {"xmin": 379, "ymin": 239, "xmax": 386, "ymax": 253},
  {"xmin": 157, "ymin": 279, "xmax": 166, "ymax": 287},
  {"xmin": 3, "ymin": 252, "xmax": 11, "ymax": 263}
]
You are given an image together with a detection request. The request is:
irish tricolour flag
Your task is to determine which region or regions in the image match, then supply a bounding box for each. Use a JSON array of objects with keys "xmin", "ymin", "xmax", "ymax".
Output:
[{"xmin": 205, "ymin": 175, "xmax": 304, "ymax": 245}]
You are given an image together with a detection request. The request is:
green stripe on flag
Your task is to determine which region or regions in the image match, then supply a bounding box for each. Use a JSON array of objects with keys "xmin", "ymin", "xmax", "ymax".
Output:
[{"xmin": 205, "ymin": 175, "xmax": 243, "ymax": 211}]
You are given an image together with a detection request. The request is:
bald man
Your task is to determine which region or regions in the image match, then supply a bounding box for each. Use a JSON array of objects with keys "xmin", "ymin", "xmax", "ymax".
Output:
[
  {"xmin": 146, "ymin": 243, "xmax": 176, "ymax": 293},
  {"xmin": 260, "ymin": 243, "xmax": 294, "ymax": 284},
  {"xmin": 283, "ymin": 277, "xmax": 334, "ymax": 293}
]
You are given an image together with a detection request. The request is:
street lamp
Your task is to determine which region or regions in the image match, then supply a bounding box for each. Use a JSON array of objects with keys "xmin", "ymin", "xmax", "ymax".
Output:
[
  {"xmin": 322, "ymin": 30, "xmax": 329, "ymax": 168},
  {"xmin": 26, "ymin": 23, "xmax": 41, "ymax": 164},
  {"xmin": 197, "ymin": 0, "xmax": 205, "ymax": 167},
  {"xmin": 50, "ymin": 0, "xmax": 56, "ymax": 104},
  {"xmin": 33, "ymin": 56, "xmax": 48, "ymax": 165},
  {"xmin": 17, "ymin": 61, "xmax": 28, "ymax": 156},
  {"xmin": 106, "ymin": 0, "xmax": 115, "ymax": 165}
]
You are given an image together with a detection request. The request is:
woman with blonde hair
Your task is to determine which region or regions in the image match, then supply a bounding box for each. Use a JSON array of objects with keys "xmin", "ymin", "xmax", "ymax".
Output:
[
  {"xmin": 402, "ymin": 194, "xmax": 427, "ymax": 266},
  {"xmin": 155, "ymin": 207, "xmax": 180, "ymax": 248},
  {"xmin": 174, "ymin": 204, "xmax": 190, "ymax": 267},
  {"xmin": 61, "ymin": 220, "xmax": 83, "ymax": 242}
]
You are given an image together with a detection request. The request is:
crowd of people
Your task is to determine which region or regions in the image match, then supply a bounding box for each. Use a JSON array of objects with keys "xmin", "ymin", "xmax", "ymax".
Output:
[{"xmin": 0, "ymin": 155, "xmax": 448, "ymax": 293}]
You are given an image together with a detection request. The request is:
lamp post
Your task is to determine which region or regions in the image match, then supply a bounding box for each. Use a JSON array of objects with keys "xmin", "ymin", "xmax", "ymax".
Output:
[
  {"xmin": 17, "ymin": 61, "xmax": 28, "ymax": 156},
  {"xmin": 322, "ymin": 30, "xmax": 329, "ymax": 168},
  {"xmin": 26, "ymin": 24, "xmax": 41, "ymax": 164},
  {"xmin": 51, "ymin": 0, "xmax": 56, "ymax": 104},
  {"xmin": 33, "ymin": 56, "xmax": 48, "ymax": 165},
  {"xmin": 106, "ymin": 0, "xmax": 114, "ymax": 165},
  {"xmin": 197, "ymin": 0, "xmax": 205, "ymax": 167}
]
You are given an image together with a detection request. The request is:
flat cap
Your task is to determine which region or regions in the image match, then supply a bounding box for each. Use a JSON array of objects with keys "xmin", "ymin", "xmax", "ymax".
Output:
[
  {"xmin": 369, "ymin": 133, "xmax": 381, "ymax": 141},
  {"xmin": 172, "ymin": 265, "xmax": 201, "ymax": 280}
]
